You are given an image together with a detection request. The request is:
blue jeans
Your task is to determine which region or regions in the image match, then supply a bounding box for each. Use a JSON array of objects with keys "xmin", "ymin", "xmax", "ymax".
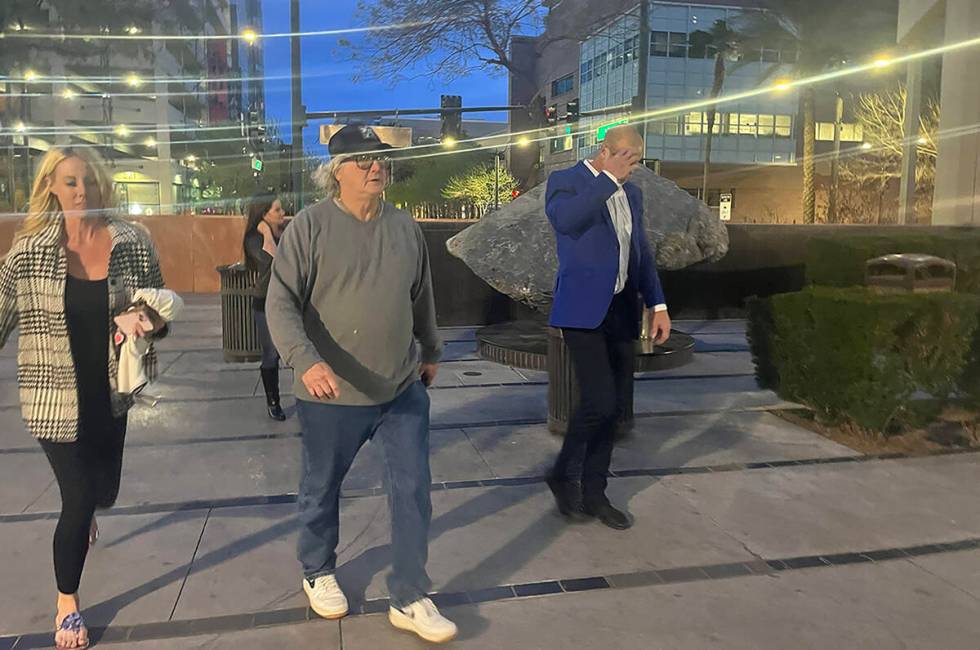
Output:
[{"xmin": 296, "ymin": 381, "xmax": 433, "ymax": 608}]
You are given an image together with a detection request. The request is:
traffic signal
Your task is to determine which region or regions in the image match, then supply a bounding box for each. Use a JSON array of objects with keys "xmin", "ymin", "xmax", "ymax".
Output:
[
  {"xmin": 545, "ymin": 105, "xmax": 558, "ymax": 126},
  {"xmin": 565, "ymin": 99, "xmax": 579, "ymax": 122},
  {"xmin": 440, "ymin": 94, "xmax": 463, "ymax": 141}
]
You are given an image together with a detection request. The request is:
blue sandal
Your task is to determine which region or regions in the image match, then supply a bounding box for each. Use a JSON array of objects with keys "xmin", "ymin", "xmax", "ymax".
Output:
[{"xmin": 56, "ymin": 611, "xmax": 89, "ymax": 649}]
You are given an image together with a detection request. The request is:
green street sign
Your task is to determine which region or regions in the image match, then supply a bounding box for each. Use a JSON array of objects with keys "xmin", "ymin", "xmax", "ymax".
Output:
[
  {"xmin": 596, "ymin": 118, "xmax": 629, "ymax": 142},
  {"xmin": 251, "ymin": 158, "xmax": 263, "ymax": 172}
]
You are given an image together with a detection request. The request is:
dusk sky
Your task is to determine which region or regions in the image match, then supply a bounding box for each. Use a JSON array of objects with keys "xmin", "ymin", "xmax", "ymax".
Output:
[{"xmin": 260, "ymin": 0, "xmax": 512, "ymax": 156}]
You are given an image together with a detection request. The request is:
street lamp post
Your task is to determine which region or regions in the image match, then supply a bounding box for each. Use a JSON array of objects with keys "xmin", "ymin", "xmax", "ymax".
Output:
[{"xmin": 289, "ymin": 0, "xmax": 305, "ymax": 212}]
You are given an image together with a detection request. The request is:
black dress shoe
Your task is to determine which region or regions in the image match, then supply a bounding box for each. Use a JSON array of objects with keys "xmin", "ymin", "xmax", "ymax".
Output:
[
  {"xmin": 586, "ymin": 501, "xmax": 632, "ymax": 530},
  {"xmin": 545, "ymin": 476, "xmax": 592, "ymax": 522}
]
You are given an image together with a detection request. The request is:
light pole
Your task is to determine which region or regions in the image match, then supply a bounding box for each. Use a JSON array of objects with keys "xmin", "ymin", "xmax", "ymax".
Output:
[{"xmin": 289, "ymin": 0, "xmax": 305, "ymax": 212}]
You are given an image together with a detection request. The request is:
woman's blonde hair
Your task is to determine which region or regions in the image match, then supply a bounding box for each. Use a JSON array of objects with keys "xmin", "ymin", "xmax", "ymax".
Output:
[
  {"xmin": 15, "ymin": 146, "xmax": 115, "ymax": 242},
  {"xmin": 311, "ymin": 156, "xmax": 346, "ymax": 199}
]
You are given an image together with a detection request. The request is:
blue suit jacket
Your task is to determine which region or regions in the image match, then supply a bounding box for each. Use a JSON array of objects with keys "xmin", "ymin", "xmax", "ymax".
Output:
[{"xmin": 546, "ymin": 161, "xmax": 666, "ymax": 332}]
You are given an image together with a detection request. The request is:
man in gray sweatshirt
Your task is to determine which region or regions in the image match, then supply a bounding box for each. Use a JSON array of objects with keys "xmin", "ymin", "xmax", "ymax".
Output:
[{"xmin": 266, "ymin": 124, "xmax": 456, "ymax": 644}]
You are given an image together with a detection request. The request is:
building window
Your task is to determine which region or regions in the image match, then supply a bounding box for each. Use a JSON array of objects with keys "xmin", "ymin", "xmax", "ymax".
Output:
[
  {"xmin": 758, "ymin": 114, "xmax": 775, "ymax": 136},
  {"xmin": 594, "ymin": 53, "xmax": 607, "ymax": 79},
  {"xmin": 760, "ymin": 48, "xmax": 781, "ymax": 63},
  {"xmin": 775, "ymin": 115, "xmax": 792, "ymax": 137},
  {"xmin": 611, "ymin": 44, "xmax": 625, "ymax": 70},
  {"xmin": 815, "ymin": 122, "xmax": 864, "ymax": 142},
  {"xmin": 668, "ymin": 32, "xmax": 688, "ymax": 58},
  {"xmin": 651, "ymin": 31, "xmax": 668, "ymax": 57},
  {"xmin": 550, "ymin": 132, "xmax": 574, "ymax": 153},
  {"xmin": 624, "ymin": 35, "xmax": 639, "ymax": 62},
  {"xmin": 721, "ymin": 113, "xmax": 793, "ymax": 137},
  {"xmin": 737, "ymin": 113, "xmax": 758, "ymax": 136},
  {"xmin": 650, "ymin": 31, "xmax": 690, "ymax": 57},
  {"xmin": 649, "ymin": 116, "xmax": 682, "ymax": 136},
  {"xmin": 683, "ymin": 111, "xmax": 722, "ymax": 135},
  {"xmin": 580, "ymin": 60, "xmax": 593, "ymax": 84},
  {"xmin": 551, "ymin": 74, "xmax": 574, "ymax": 97}
]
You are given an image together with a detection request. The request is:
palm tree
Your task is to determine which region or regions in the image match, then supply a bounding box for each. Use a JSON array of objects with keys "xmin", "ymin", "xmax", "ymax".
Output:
[
  {"xmin": 689, "ymin": 20, "xmax": 741, "ymax": 202},
  {"xmin": 736, "ymin": 0, "xmax": 896, "ymax": 224}
]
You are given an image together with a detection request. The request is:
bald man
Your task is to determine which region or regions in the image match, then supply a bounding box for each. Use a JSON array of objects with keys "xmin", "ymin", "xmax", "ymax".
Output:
[{"xmin": 545, "ymin": 125, "xmax": 671, "ymax": 530}]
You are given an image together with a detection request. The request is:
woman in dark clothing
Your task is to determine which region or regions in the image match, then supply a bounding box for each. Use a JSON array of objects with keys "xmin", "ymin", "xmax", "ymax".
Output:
[
  {"xmin": 243, "ymin": 193, "xmax": 288, "ymax": 420},
  {"xmin": 0, "ymin": 146, "xmax": 168, "ymax": 649}
]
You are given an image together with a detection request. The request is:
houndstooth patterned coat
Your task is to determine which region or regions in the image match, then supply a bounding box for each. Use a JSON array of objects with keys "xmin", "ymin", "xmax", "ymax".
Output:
[{"xmin": 0, "ymin": 216, "xmax": 166, "ymax": 442}]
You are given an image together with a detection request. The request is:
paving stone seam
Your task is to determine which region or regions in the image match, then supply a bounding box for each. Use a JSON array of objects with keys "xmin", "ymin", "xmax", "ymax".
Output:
[
  {"xmin": 25, "ymin": 367, "xmax": 753, "ymax": 405},
  {"xmin": 2, "ymin": 447, "xmax": 976, "ymax": 523},
  {"xmin": 168, "ymin": 508, "xmax": 213, "ymax": 621},
  {"xmin": 3, "ymin": 537, "xmax": 978, "ymax": 648},
  {"xmin": 0, "ymin": 404, "xmax": 797, "ymax": 456}
]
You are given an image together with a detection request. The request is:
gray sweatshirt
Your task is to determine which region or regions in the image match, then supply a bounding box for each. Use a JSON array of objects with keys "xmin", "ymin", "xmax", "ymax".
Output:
[{"xmin": 265, "ymin": 198, "xmax": 442, "ymax": 406}]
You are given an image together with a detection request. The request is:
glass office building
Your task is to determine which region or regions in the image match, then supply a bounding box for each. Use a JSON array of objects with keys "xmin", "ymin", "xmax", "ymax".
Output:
[{"xmin": 575, "ymin": 1, "xmax": 800, "ymax": 166}]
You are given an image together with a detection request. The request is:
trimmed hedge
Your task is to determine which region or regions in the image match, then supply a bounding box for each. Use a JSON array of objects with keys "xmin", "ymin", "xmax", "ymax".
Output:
[
  {"xmin": 747, "ymin": 286, "xmax": 980, "ymax": 433},
  {"xmin": 805, "ymin": 228, "xmax": 980, "ymax": 294}
]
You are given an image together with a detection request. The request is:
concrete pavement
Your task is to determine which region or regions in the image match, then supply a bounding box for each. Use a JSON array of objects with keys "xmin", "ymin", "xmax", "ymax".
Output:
[{"xmin": 1, "ymin": 296, "xmax": 978, "ymax": 649}]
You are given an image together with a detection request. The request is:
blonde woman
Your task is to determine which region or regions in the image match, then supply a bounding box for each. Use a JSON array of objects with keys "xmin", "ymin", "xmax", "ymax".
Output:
[{"xmin": 0, "ymin": 147, "xmax": 168, "ymax": 649}]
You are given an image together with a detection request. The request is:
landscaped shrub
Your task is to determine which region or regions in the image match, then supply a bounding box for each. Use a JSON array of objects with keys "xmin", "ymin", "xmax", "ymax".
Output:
[
  {"xmin": 747, "ymin": 286, "xmax": 980, "ymax": 433},
  {"xmin": 805, "ymin": 229, "xmax": 980, "ymax": 294}
]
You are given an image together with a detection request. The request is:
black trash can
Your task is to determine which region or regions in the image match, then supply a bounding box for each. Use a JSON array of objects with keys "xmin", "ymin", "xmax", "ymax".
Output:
[
  {"xmin": 547, "ymin": 327, "xmax": 634, "ymax": 435},
  {"xmin": 217, "ymin": 263, "xmax": 261, "ymax": 363}
]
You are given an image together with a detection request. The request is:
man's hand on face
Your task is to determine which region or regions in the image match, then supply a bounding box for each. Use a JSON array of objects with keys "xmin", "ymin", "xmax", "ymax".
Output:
[{"xmin": 604, "ymin": 147, "xmax": 642, "ymax": 183}]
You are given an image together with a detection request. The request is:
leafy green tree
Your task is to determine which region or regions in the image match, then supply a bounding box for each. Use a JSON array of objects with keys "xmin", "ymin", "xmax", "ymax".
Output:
[{"xmin": 442, "ymin": 162, "xmax": 517, "ymax": 210}]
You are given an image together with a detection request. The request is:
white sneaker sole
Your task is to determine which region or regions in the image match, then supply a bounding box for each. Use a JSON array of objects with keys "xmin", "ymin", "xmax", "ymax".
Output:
[
  {"xmin": 303, "ymin": 583, "xmax": 349, "ymax": 620},
  {"xmin": 388, "ymin": 607, "xmax": 458, "ymax": 644}
]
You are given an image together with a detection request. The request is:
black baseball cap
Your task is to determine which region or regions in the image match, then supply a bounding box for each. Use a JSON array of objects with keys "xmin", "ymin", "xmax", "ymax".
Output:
[{"xmin": 328, "ymin": 124, "xmax": 393, "ymax": 157}]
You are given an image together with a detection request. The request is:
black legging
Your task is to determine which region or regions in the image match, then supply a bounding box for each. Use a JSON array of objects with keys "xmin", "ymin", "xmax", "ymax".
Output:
[
  {"xmin": 253, "ymin": 308, "xmax": 281, "ymax": 370},
  {"xmin": 39, "ymin": 412, "xmax": 127, "ymax": 595}
]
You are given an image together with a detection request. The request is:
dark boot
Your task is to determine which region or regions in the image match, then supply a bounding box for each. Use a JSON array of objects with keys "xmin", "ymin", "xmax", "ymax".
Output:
[
  {"xmin": 260, "ymin": 367, "xmax": 286, "ymax": 421},
  {"xmin": 545, "ymin": 475, "xmax": 592, "ymax": 522},
  {"xmin": 584, "ymin": 493, "xmax": 632, "ymax": 530}
]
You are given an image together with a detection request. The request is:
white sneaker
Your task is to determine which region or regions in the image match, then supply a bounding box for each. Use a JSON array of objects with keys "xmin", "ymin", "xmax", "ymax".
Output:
[
  {"xmin": 303, "ymin": 574, "xmax": 349, "ymax": 619},
  {"xmin": 388, "ymin": 597, "xmax": 458, "ymax": 644}
]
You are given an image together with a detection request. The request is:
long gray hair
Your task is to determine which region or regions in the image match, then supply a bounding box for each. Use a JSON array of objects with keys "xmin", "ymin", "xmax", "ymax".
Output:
[{"xmin": 311, "ymin": 157, "xmax": 345, "ymax": 199}]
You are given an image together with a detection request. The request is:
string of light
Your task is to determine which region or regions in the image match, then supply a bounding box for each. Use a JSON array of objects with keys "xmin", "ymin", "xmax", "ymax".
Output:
[
  {"xmin": 4, "ymin": 33, "xmax": 980, "ymax": 169},
  {"xmin": 0, "ymin": 20, "xmax": 436, "ymax": 42}
]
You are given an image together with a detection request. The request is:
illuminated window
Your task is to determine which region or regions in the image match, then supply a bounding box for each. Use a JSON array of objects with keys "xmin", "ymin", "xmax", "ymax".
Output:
[
  {"xmin": 815, "ymin": 122, "xmax": 864, "ymax": 142},
  {"xmin": 775, "ymin": 115, "xmax": 792, "ymax": 137},
  {"xmin": 758, "ymin": 114, "xmax": 774, "ymax": 136},
  {"xmin": 550, "ymin": 134, "xmax": 574, "ymax": 153},
  {"xmin": 683, "ymin": 112, "xmax": 721, "ymax": 135}
]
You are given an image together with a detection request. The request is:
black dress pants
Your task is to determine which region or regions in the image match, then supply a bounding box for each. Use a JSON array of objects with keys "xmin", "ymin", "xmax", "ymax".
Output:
[{"xmin": 552, "ymin": 290, "xmax": 636, "ymax": 505}]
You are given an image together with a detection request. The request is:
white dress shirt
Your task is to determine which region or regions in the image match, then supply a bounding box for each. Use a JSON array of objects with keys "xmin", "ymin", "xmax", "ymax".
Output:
[{"xmin": 583, "ymin": 160, "xmax": 667, "ymax": 312}]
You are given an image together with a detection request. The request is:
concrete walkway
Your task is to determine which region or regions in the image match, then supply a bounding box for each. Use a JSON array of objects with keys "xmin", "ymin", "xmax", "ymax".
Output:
[{"xmin": 1, "ymin": 296, "xmax": 978, "ymax": 649}]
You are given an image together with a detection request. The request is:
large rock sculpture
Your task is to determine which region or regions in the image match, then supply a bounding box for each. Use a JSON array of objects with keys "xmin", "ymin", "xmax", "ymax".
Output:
[{"xmin": 446, "ymin": 165, "xmax": 729, "ymax": 310}]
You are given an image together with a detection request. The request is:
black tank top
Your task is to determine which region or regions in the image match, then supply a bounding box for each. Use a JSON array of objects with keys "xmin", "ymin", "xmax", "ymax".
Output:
[{"xmin": 65, "ymin": 275, "xmax": 111, "ymax": 419}]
